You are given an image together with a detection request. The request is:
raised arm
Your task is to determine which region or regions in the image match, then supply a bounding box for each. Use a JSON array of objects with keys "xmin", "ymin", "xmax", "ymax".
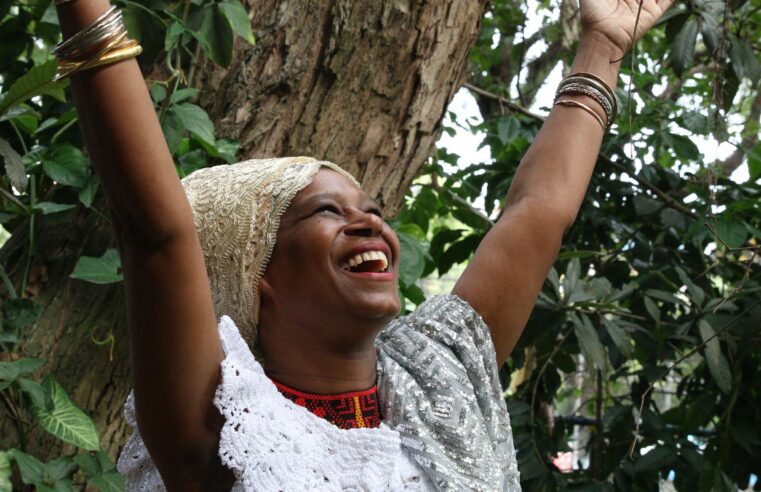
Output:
[
  {"xmin": 453, "ymin": 0, "xmax": 674, "ymax": 364},
  {"xmin": 56, "ymin": 2, "xmax": 227, "ymax": 487}
]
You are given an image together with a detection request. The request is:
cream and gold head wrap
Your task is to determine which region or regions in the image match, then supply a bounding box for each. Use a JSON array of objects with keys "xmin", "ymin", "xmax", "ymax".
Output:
[{"xmin": 181, "ymin": 157, "xmax": 359, "ymax": 345}]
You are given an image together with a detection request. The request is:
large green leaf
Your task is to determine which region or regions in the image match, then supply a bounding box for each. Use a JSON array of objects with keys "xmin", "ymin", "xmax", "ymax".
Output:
[
  {"xmin": 714, "ymin": 219, "xmax": 747, "ymax": 249},
  {"xmin": 729, "ymin": 34, "xmax": 761, "ymax": 83},
  {"xmin": 670, "ymin": 17, "xmax": 698, "ymax": 77},
  {"xmin": 0, "ymin": 358, "xmax": 44, "ymax": 385},
  {"xmin": 8, "ymin": 449, "xmax": 45, "ymax": 485},
  {"xmin": 188, "ymin": 4, "xmax": 234, "ymax": 67},
  {"xmin": 572, "ymin": 313, "xmax": 607, "ymax": 370},
  {"xmin": 29, "ymin": 376, "xmax": 100, "ymax": 450},
  {"xmin": 162, "ymin": 102, "xmax": 215, "ymax": 152},
  {"xmin": 0, "ymin": 60, "xmax": 66, "ymax": 116},
  {"xmin": 397, "ymin": 230, "xmax": 427, "ymax": 288},
  {"xmin": 70, "ymin": 249, "xmax": 123, "ymax": 285},
  {"xmin": 0, "ymin": 136, "xmax": 27, "ymax": 192},
  {"xmin": 698, "ymin": 320, "xmax": 731, "ymax": 393},
  {"xmin": 0, "ymin": 451, "xmax": 10, "ymax": 492},
  {"xmin": 219, "ymin": 0, "xmax": 255, "ymax": 45},
  {"xmin": 74, "ymin": 452, "xmax": 125, "ymax": 492},
  {"xmin": 42, "ymin": 144, "xmax": 90, "ymax": 188}
]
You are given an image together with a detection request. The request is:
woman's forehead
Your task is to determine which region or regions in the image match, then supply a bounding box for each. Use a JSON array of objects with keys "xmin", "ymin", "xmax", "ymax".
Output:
[{"xmin": 296, "ymin": 168, "xmax": 371, "ymax": 204}]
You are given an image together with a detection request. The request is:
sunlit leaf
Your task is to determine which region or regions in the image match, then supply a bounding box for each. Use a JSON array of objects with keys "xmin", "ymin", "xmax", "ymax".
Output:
[
  {"xmin": 0, "ymin": 136, "xmax": 27, "ymax": 192},
  {"xmin": 219, "ymin": 0, "xmax": 255, "ymax": 45},
  {"xmin": 29, "ymin": 376, "xmax": 100, "ymax": 450},
  {"xmin": 0, "ymin": 60, "xmax": 66, "ymax": 117}
]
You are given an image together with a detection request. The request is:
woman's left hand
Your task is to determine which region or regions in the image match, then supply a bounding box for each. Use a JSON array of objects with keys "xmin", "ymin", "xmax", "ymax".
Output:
[{"xmin": 580, "ymin": 0, "xmax": 676, "ymax": 60}]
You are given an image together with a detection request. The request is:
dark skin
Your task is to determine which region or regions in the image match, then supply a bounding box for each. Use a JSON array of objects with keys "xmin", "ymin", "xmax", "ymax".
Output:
[{"xmin": 56, "ymin": 0, "xmax": 673, "ymax": 489}]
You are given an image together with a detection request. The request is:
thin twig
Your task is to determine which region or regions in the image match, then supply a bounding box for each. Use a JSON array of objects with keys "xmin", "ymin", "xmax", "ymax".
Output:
[{"xmin": 627, "ymin": 298, "xmax": 761, "ymax": 458}]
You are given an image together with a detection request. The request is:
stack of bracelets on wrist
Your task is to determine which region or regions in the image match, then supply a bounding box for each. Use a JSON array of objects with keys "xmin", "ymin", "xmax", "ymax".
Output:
[
  {"xmin": 53, "ymin": 6, "xmax": 142, "ymax": 82},
  {"xmin": 553, "ymin": 72, "xmax": 620, "ymax": 130}
]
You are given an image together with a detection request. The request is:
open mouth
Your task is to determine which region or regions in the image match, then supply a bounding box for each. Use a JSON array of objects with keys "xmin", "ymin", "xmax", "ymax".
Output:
[{"xmin": 341, "ymin": 250, "xmax": 389, "ymax": 273}]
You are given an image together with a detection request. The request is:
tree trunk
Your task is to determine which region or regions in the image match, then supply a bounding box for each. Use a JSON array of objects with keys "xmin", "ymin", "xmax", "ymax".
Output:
[{"xmin": 0, "ymin": 0, "xmax": 489, "ymax": 460}]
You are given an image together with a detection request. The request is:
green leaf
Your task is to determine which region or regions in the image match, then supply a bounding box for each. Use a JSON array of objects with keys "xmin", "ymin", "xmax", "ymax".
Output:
[
  {"xmin": 42, "ymin": 144, "xmax": 90, "ymax": 188},
  {"xmin": 89, "ymin": 471, "xmax": 125, "ymax": 492},
  {"xmin": 29, "ymin": 376, "xmax": 100, "ymax": 450},
  {"xmin": 0, "ymin": 451, "xmax": 11, "ymax": 492},
  {"xmin": 603, "ymin": 318, "xmax": 634, "ymax": 358},
  {"xmin": 0, "ymin": 136, "xmax": 28, "ymax": 192},
  {"xmin": 496, "ymin": 116, "xmax": 520, "ymax": 145},
  {"xmin": 633, "ymin": 196, "xmax": 660, "ymax": 216},
  {"xmin": 70, "ymin": 249, "xmax": 123, "ymax": 285},
  {"xmin": 9, "ymin": 449, "xmax": 45, "ymax": 484},
  {"xmin": 162, "ymin": 103, "xmax": 215, "ymax": 153},
  {"xmin": 18, "ymin": 377, "xmax": 50, "ymax": 409},
  {"xmin": 188, "ymin": 4, "xmax": 235, "ymax": 67},
  {"xmin": 572, "ymin": 313, "xmax": 607, "ymax": 370},
  {"xmin": 0, "ymin": 60, "xmax": 66, "ymax": 117},
  {"xmin": 670, "ymin": 17, "xmax": 698, "ymax": 77},
  {"xmin": 78, "ymin": 175, "xmax": 99, "ymax": 208},
  {"xmin": 556, "ymin": 250, "xmax": 603, "ymax": 260},
  {"xmin": 170, "ymin": 88, "xmax": 200, "ymax": 105},
  {"xmin": 0, "ymin": 358, "xmax": 45, "ymax": 383},
  {"xmin": 397, "ymin": 231, "xmax": 426, "ymax": 287},
  {"xmin": 713, "ymin": 219, "xmax": 747, "ymax": 249},
  {"xmin": 746, "ymin": 142, "xmax": 761, "ymax": 181},
  {"xmin": 219, "ymin": 0, "xmax": 255, "ymax": 45},
  {"xmin": 2, "ymin": 298, "xmax": 43, "ymax": 330},
  {"xmin": 635, "ymin": 446, "xmax": 677, "ymax": 472},
  {"xmin": 34, "ymin": 202, "xmax": 77, "ymax": 215},
  {"xmin": 698, "ymin": 320, "xmax": 731, "ymax": 393},
  {"xmin": 729, "ymin": 34, "xmax": 761, "ymax": 83},
  {"xmin": 644, "ymin": 296, "xmax": 661, "ymax": 322}
]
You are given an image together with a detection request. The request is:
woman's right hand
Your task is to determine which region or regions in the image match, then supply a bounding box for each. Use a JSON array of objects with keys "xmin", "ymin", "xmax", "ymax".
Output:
[{"xmin": 579, "ymin": 0, "xmax": 675, "ymax": 60}]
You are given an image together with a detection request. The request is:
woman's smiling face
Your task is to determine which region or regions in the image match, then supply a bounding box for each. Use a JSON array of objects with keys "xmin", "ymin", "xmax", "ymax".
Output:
[{"xmin": 259, "ymin": 168, "xmax": 401, "ymax": 343}]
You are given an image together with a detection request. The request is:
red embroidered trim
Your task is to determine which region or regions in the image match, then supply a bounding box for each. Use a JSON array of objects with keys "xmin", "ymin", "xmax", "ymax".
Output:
[{"xmin": 273, "ymin": 380, "xmax": 382, "ymax": 430}]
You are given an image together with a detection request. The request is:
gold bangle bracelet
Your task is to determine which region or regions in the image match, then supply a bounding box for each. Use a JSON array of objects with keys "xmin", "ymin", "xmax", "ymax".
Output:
[
  {"xmin": 55, "ymin": 41, "xmax": 142, "ymax": 81},
  {"xmin": 554, "ymin": 99, "xmax": 606, "ymax": 131}
]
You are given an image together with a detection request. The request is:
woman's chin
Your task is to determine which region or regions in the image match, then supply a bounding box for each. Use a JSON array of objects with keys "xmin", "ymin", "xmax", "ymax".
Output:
[{"xmin": 345, "ymin": 292, "xmax": 401, "ymax": 321}]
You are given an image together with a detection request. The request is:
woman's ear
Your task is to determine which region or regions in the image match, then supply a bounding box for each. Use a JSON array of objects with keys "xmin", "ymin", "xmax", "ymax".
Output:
[{"xmin": 259, "ymin": 275, "xmax": 274, "ymax": 303}]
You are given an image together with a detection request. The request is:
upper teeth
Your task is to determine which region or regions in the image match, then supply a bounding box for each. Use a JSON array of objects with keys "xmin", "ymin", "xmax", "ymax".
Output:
[{"xmin": 346, "ymin": 251, "xmax": 389, "ymax": 271}]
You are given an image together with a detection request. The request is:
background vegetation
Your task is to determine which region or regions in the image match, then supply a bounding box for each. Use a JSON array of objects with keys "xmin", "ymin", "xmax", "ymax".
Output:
[{"xmin": 0, "ymin": 0, "xmax": 759, "ymax": 490}]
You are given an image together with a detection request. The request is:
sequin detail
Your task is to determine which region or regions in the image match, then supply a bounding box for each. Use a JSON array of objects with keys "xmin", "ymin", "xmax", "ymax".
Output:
[
  {"xmin": 377, "ymin": 294, "xmax": 522, "ymax": 491},
  {"xmin": 273, "ymin": 380, "xmax": 382, "ymax": 430}
]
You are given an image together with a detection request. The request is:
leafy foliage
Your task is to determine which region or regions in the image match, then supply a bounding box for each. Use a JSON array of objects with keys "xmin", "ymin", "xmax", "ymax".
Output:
[
  {"xmin": 395, "ymin": 0, "xmax": 761, "ymax": 489},
  {"xmin": 0, "ymin": 0, "xmax": 251, "ymax": 488}
]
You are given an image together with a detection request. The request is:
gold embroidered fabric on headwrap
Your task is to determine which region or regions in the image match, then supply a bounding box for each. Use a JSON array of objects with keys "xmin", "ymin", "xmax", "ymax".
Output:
[{"xmin": 181, "ymin": 157, "xmax": 358, "ymax": 346}]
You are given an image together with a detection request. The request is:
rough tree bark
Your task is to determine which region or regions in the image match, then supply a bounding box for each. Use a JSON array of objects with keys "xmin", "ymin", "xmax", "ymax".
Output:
[{"xmin": 0, "ymin": 0, "xmax": 489, "ymax": 460}]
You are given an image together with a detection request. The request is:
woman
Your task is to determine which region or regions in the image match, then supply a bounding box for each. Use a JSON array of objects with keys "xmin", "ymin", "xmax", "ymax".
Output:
[{"xmin": 53, "ymin": 0, "xmax": 673, "ymax": 490}]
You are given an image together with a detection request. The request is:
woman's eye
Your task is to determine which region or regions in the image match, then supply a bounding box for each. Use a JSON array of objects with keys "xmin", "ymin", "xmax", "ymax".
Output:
[{"xmin": 315, "ymin": 205, "xmax": 340, "ymax": 215}]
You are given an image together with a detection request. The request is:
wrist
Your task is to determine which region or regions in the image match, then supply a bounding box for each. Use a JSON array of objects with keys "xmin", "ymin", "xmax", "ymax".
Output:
[{"xmin": 570, "ymin": 33, "xmax": 623, "ymax": 90}]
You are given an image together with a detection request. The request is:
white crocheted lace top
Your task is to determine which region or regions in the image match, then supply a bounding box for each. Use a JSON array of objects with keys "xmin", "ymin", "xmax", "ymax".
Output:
[
  {"xmin": 117, "ymin": 315, "xmax": 434, "ymax": 491},
  {"xmin": 117, "ymin": 295, "xmax": 521, "ymax": 491}
]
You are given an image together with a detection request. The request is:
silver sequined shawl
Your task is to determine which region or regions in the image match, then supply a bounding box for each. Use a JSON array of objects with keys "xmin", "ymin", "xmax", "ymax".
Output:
[{"xmin": 377, "ymin": 294, "xmax": 522, "ymax": 492}]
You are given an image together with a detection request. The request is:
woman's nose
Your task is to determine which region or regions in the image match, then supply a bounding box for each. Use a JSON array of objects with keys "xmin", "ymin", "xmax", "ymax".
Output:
[{"xmin": 344, "ymin": 209, "xmax": 384, "ymax": 237}]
